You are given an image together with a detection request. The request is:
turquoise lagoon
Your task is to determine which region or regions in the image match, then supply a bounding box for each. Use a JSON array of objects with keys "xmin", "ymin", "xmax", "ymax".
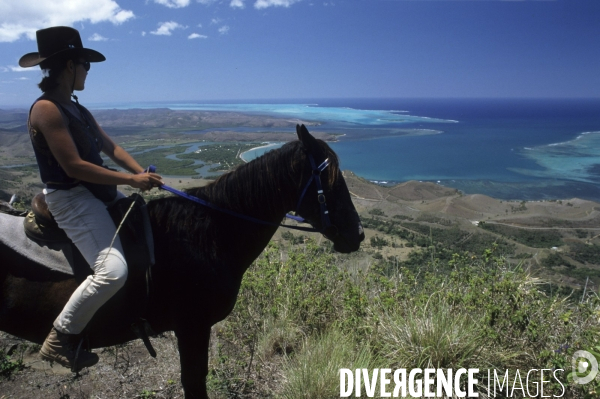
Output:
[{"xmin": 94, "ymin": 99, "xmax": 600, "ymax": 201}]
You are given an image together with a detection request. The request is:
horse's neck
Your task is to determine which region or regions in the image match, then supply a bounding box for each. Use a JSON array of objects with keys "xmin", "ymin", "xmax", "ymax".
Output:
[
  {"xmin": 199, "ymin": 152, "xmax": 300, "ymax": 223},
  {"xmin": 200, "ymin": 152, "xmax": 301, "ymax": 267},
  {"xmin": 174, "ymin": 151, "xmax": 300, "ymax": 264},
  {"xmin": 149, "ymin": 147, "xmax": 306, "ymax": 276}
]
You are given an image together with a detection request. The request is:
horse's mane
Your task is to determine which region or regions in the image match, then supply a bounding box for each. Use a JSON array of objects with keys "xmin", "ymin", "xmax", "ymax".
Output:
[
  {"xmin": 148, "ymin": 139, "xmax": 340, "ymax": 249},
  {"xmin": 188, "ymin": 140, "xmax": 339, "ymax": 214},
  {"xmin": 189, "ymin": 140, "xmax": 302, "ymax": 216}
]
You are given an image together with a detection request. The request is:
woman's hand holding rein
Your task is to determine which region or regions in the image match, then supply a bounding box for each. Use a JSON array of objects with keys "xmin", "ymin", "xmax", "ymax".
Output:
[{"xmin": 130, "ymin": 172, "xmax": 163, "ymax": 191}]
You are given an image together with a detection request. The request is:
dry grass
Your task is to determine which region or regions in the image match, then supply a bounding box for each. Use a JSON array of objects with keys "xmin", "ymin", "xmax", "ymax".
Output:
[
  {"xmin": 378, "ymin": 297, "xmax": 485, "ymax": 370},
  {"xmin": 279, "ymin": 329, "xmax": 377, "ymax": 399}
]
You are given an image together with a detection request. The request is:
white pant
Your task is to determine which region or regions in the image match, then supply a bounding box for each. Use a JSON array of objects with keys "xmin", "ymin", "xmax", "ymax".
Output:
[{"xmin": 44, "ymin": 185, "xmax": 128, "ymax": 335}]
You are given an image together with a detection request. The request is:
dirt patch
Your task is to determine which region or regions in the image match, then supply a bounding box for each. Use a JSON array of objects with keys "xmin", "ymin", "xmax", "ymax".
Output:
[{"xmin": 0, "ymin": 332, "xmax": 184, "ymax": 399}]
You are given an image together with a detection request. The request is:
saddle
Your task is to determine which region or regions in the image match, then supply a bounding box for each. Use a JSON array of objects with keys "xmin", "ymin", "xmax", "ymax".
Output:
[
  {"xmin": 24, "ymin": 192, "xmax": 68, "ymax": 241},
  {"xmin": 24, "ymin": 192, "xmax": 155, "ymax": 270}
]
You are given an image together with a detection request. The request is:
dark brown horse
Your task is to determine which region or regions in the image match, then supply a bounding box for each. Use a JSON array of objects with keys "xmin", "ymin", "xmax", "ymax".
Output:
[{"xmin": 0, "ymin": 125, "xmax": 364, "ymax": 398}]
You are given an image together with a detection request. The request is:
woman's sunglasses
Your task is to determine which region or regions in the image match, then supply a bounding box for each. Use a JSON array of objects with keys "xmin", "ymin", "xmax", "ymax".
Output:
[{"xmin": 76, "ymin": 61, "xmax": 91, "ymax": 71}]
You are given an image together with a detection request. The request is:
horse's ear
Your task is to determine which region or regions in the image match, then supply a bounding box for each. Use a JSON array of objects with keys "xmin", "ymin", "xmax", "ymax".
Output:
[{"xmin": 296, "ymin": 124, "xmax": 319, "ymax": 154}]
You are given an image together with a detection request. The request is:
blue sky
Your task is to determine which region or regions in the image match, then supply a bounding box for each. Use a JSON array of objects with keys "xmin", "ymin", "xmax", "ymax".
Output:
[{"xmin": 0, "ymin": 0, "xmax": 599, "ymax": 107}]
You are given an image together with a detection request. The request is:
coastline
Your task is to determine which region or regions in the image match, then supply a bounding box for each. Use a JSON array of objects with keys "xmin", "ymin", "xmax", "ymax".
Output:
[{"xmin": 239, "ymin": 142, "xmax": 284, "ymax": 163}]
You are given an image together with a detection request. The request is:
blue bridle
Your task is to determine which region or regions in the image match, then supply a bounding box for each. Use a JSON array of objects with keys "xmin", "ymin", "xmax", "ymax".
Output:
[{"xmin": 146, "ymin": 153, "xmax": 334, "ymax": 234}]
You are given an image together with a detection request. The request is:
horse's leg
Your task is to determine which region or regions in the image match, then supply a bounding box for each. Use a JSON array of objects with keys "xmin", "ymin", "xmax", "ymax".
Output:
[{"xmin": 175, "ymin": 323, "xmax": 211, "ymax": 399}]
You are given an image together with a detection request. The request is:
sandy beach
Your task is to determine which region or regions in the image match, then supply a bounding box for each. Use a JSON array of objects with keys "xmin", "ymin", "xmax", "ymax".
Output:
[{"xmin": 239, "ymin": 142, "xmax": 284, "ymax": 163}]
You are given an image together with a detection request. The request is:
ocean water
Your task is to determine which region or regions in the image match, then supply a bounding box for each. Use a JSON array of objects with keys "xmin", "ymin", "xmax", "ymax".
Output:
[{"xmin": 94, "ymin": 98, "xmax": 600, "ymax": 201}]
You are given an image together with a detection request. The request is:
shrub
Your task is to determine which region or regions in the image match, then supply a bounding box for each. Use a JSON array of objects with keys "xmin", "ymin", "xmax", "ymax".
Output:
[
  {"xmin": 378, "ymin": 298, "xmax": 485, "ymax": 370},
  {"xmin": 569, "ymin": 242, "xmax": 600, "ymax": 264},
  {"xmin": 281, "ymin": 231, "xmax": 307, "ymax": 245},
  {"xmin": 542, "ymin": 252, "xmax": 574, "ymax": 268},
  {"xmin": 368, "ymin": 208, "xmax": 386, "ymax": 216},
  {"xmin": 370, "ymin": 235, "xmax": 389, "ymax": 249},
  {"xmin": 0, "ymin": 349, "xmax": 24, "ymax": 378},
  {"xmin": 479, "ymin": 223, "xmax": 562, "ymax": 248},
  {"xmin": 280, "ymin": 330, "xmax": 377, "ymax": 399}
]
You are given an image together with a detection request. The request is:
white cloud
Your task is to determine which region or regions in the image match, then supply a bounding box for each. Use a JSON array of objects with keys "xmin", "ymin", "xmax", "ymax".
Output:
[
  {"xmin": 89, "ymin": 33, "xmax": 108, "ymax": 41},
  {"xmin": 0, "ymin": 0, "xmax": 134, "ymax": 42},
  {"xmin": 230, "ymin": 0, "xmax": 245, "ymax": 8},
  {"xmin": 188, "ymin": 33, "xmax": 208, "ymax": 39},
  {"xmin": 254, "ymin": 0, "xmax": 301, "ymax": 9},
  {"xmin": 154, "ymin": 0, "xmax": 191, "ymax": 8},
  {"xmin": 8, "ymin": 65, "xmax": 37, "ymax": 72},
  {"xmin": 218, "ymin": 25, "xmax": 230, "ymax": 35},
  {"xmin": 16, "ymin": 77, "xmax": 29, "ymax": 80},
  {"xmin": 151, "ymin": 21, "xmax": 187, "ymax": 36},
  {"xmin": 211, "ymin": 18, "xmax": 222, "ymax": 25},
  {"xmin": 197, "ymin": 0, "xmax": 218, "ymax": 5},
  {"xmin": 142, "ymin": 31, "xmax": 147, "ymax": 36},
  {"xmin": 1, "ymin": 65, "xmax": 38, "ymax": 74}
]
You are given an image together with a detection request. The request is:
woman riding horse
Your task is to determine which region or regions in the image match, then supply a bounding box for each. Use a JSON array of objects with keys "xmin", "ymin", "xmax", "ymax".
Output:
[
  {"xmin": 0, "ymin": 124, "xmax": 364, "ymax": 398},
  {"xmin": 19, "ymin": 26, "xmax": 163, "ymax": 370}
]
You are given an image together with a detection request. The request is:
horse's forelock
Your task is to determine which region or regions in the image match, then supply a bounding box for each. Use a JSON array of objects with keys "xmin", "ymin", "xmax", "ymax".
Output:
[{"xmin": 314, "ymin": 139, "xmax": 341, "ymax": 187}]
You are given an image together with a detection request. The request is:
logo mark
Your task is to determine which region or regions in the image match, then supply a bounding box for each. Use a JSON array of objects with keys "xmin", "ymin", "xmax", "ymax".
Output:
[{"xmin": 572, "ymin": 350, "xmax": 599, "ymax": 385}]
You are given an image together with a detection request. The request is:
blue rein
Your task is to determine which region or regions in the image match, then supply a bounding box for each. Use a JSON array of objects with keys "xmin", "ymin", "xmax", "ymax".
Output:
[{"xmin": 145, "ymin": 155, "xmax": 333, "ymax": 234}]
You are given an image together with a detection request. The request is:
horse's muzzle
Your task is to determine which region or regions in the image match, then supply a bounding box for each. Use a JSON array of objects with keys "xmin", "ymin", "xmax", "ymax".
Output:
[{"xmin": 331, "ymin": 222, "xmax": 364, "ymax": 253}]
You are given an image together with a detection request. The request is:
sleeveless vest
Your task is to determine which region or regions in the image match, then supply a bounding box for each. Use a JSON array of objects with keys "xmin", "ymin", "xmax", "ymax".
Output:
[{"xmin": 29, "ymin": 98, "xmax": 106, "ymax": 189}]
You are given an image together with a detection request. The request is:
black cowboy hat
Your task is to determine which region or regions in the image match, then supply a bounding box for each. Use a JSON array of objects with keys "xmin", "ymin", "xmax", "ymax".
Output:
[{"xmin": 19, "ymin": 26, "xmax": 105, "ymax": 68}]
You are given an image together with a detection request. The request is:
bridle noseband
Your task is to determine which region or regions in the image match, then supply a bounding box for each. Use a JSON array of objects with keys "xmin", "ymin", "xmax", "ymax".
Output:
[{"xmin": 147, "ymin": 152, "xmax": 337, "ymax": 235}]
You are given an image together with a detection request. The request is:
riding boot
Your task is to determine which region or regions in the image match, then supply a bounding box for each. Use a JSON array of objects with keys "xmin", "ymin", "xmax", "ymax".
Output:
[{"xmin": 40, "ymin": 327, "xmax": 99, "ymax": 371}]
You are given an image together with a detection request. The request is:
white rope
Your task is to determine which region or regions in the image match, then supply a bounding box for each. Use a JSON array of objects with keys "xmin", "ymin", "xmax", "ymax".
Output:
[{"xmin": 97, "ymin": 192, "xmax": 138, "ymax": 268}]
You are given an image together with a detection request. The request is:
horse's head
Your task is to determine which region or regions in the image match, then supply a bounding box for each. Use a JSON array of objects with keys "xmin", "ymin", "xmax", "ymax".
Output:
[{"xmin": 294, "ymin": 125, "xmax": 364, "ymax": 253}]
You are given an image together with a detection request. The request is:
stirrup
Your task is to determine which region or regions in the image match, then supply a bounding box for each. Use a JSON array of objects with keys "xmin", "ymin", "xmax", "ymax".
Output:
[
  {"xmin": 131, "ymin": 318, "xmax": 157, "ymax": 358},
  {"xmin": 72, "ymin": 337, "xmax": 84, "ymax": 373}
]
